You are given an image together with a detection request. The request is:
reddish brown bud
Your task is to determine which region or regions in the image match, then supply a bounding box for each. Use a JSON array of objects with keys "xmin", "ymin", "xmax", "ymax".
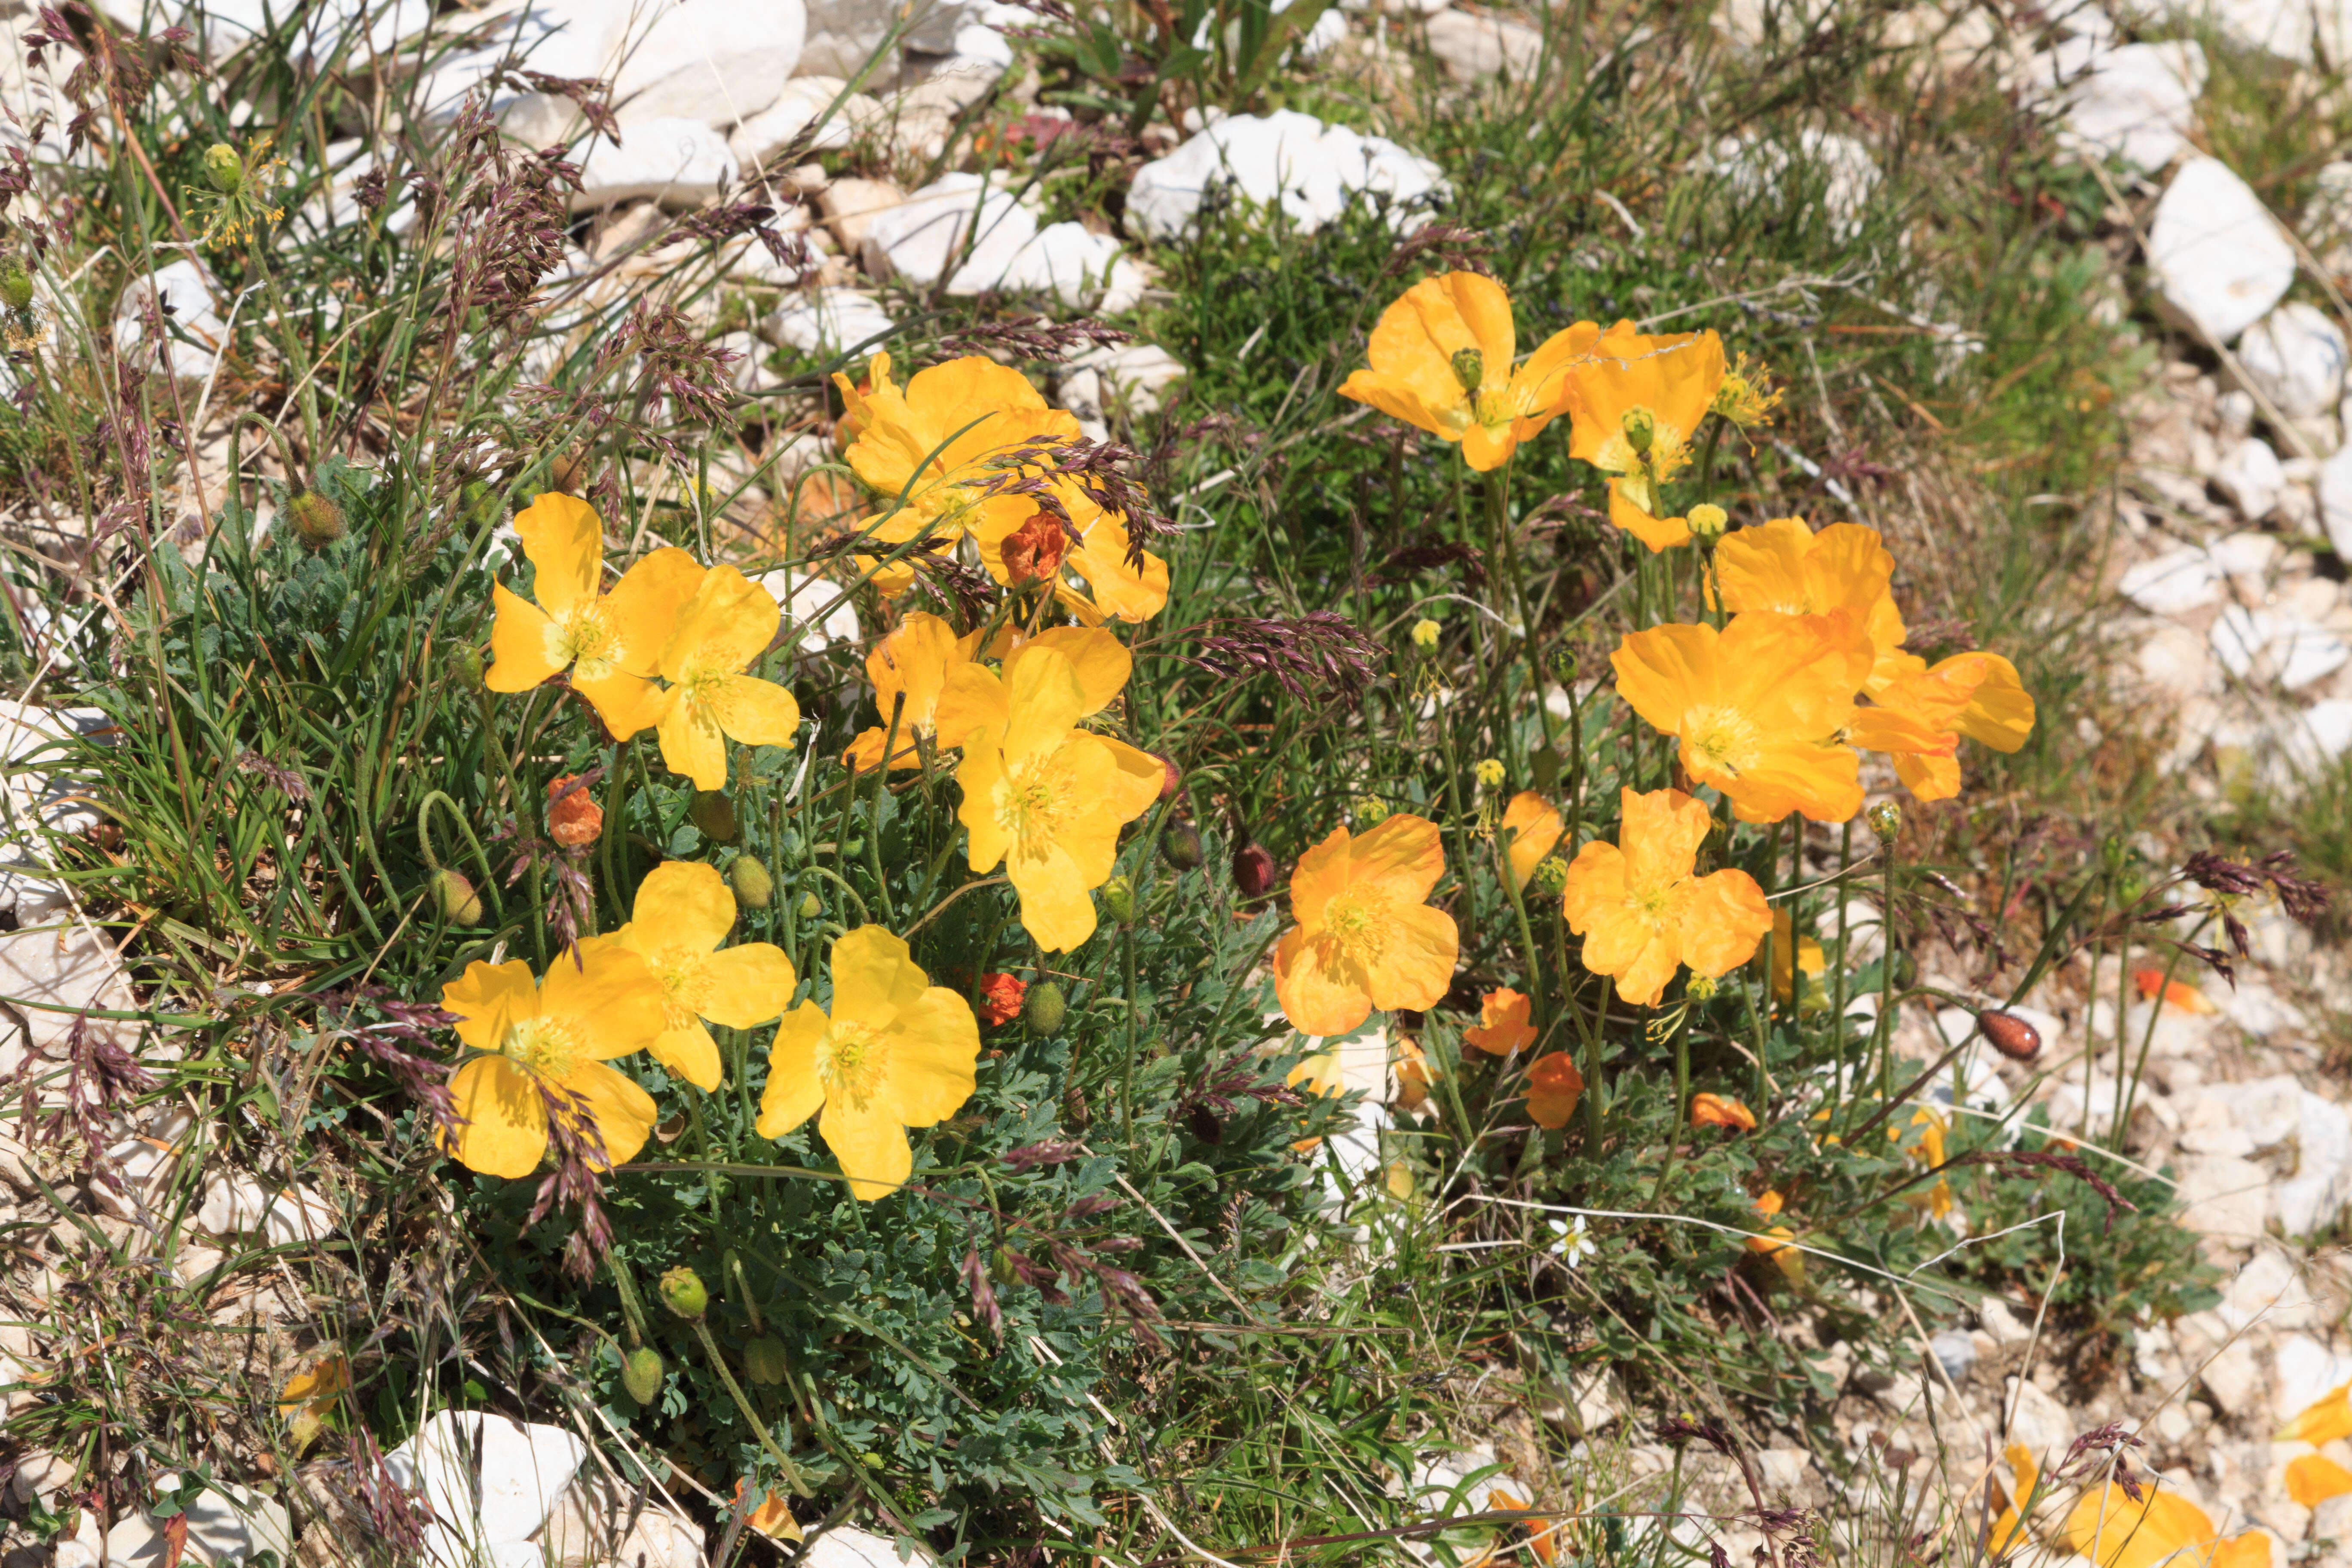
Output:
[
  {"xmin": 1157, "ymin": 753, "xmax": 1182, "ymax": 800},
  {"xmin": 1978, "ymin": 1009, "xmax": 2040, "ymax": 1062},
  {"xmin": 1001, "ymin": 511, "xmax": 1068, "ymax": 586},
  {"xmin": 1233, "ymin": 842, "xmax": 1277, "ymax": 898},
  {"xmin": 547, "ymin": 774, "xmax": 603, "ymax": 847}
]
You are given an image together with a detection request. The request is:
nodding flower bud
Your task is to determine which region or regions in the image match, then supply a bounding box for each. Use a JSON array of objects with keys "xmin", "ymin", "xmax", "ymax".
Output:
[
  {"xmin": 1687, "ymin": 503, "xmax": 1728, "ymax": 539},
  {"xmin": 432, "ymin": 869, "xmax": 483, "ymax": 926},
  {"xmin": 1533, "ymin": 855, "xmax": 1572, "ymax": 894},
  {"xmin": 1101, "ymin": 875, "xmax": 1137, "ymax": 925},
  {"xmin": 451, "ymin": 642, "xmax": 487, "ymax": 689},
  {"xmin": 657, "ymin": 1266, "xmax": 707, "ymax": 1321},
  {"xmin": 621, "ymin": 1346, "xmax": 665, "ymax": 1405},
  {"xmin": 1978, "ymin": 1009, "xmax": 2042, "ymax": 1062},
  {"xmin": 743, "ymin": 1337, "xmax": 790, "ymax": 1386},
  {"xmin": 1233, "ymin": 842, "xmax": 1277, "ymax": 899},
  {"xmin": 1024, "ymin": 981, "xmax": 1067, "ymax": 1037},
  {"xmin": 288, "ymin": 490, "xmax": 346, "ymax": 547},
  {"xmin": 729, "ymin": 854, "xmax": 774, "ymax": 910},
  {"xmin": 798, "ymin": 891, "xmax": 822, "ymax": 919},
  {"xmin": 1411, "ymin": 618, "xmax": 1441, "ymax": 650},
  {"xmin": 689, "ymin": 790, "xmax": 738, "ymax": 844},
  {"xmin": 1449, "ymin": 348, "xmax": 1485, "ymax": 394},
  {"xmin": 0, "ymin": 258, "xmax": 31, "ymax": 314},
  {"xmin": 1161, "ymin": 821, "xmax": 1203, "ymax": 870},
  {"xmin": 1868, "ymin": 800, "xmax": 1902, "ymax": 841},
  {"xmin": 202, "ymin": 141, "xmax": 244, "ymax": 194},
  {"xmin": 1620, "ymin": 407, "xmax": 1657, "ymax": 455},
  {"xmin": 1156, "ymin": 753, "xmax": 1182, "ymax": 801}
]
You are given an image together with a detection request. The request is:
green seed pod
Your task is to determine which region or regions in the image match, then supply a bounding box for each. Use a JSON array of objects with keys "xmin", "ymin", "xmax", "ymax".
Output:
[
  {"xmin": 202, "ymin": 141, "xmax": 244, "ymax": 194},
  {"xmin": 1100, "ymin": 875, "xmax": 1136, "ymax": 926},
  {"xmin": 729, "ymin": 854, "xmax": 774, "ymax": 910},
  {"xmin": 1449, "ymin": 348, "xmax": 1484, "ymax": 394},
  {"xmin": 0, "ymin": 258, "xmax": 32, "ymax": 314},
  {"xmin": 1161, "ymin": 821, "xmax": 1202, "ymax": 871},
  {"xmin": 1620, "ymin": 407, "xmax": 1656, "ymax": 454},
  {"xmin": 1024, "ymin": 981, "xmax": 1067, "ymax": 1038},
  {"xmin": 657, "ymin": 1266, "xmax": 707, "ymax": 1322},
  {"xmin": 621, "ymin": 1345, "xmax": 665, "ymax": 1405},
  {"xmin": 742, "ymin": 1337, "xmax": 790, "ymax": 1386},
  {"xmin": 689, "ymin": 790, "xmax": 738, "ymax": 843},
  {"xmin": 432, "ymin": 868, "xmax": 483, "ymax": 925},
  {"xmin": 287, "ymin": 490, "xmax": 346, "ymax": 547}
]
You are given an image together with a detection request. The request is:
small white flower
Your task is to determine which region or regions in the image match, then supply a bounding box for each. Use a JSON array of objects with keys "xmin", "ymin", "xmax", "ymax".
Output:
[{"xmin": 1545, "ymin": 1215, "xmax": 1592, "ymax": 1268}]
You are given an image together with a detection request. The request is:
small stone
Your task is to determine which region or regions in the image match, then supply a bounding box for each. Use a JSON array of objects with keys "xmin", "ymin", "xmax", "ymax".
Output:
[
  {"xmin": 817, "ymin": 178, "xmax": 907, "ymax": 254},
  {"xmin": 2173, "ymin": 1152, "xmax": 2272, "ymax": 1242},
  {"xmin": 605, "ymin": 0, "xmax": 806, "ymax": 132},
  {"xmin": 2237, "ymin": 302, "xmax": 2350, "ymax": 419},
  {"xmin": 1070, "ymin": 343, "xmax": 1188, "ymax": 416},
  {"xmin": 759, "ymin": 568, "xmax": 860, "ymax": 657},
  {"xmin": 2056, "ymin": 40, "xmax": 2205, "ymax": 172},
  {"xmin": 861, "ymin": 174, "xmax": 1038, "ymax": 290},
  {"xmin": 114, "ymin": 258, "xmax": 226, "ymax": 381},
  {"xmin": 571, "ymin": 119, "xmax": 739, "ymax": 211},
  {"xmin": 1706, "ymin": 128, "xmax": 1880, "ymax": 242},
  {"xmin": 1424, "ymin": 9, "xmax": 1543, "ymax": 79},
  {"xmin": 2148, "ymin": 156, "xmax": 2298, "ymax": 346},
  {"xmin": 2003, "ymin": 1374, "xmax": 2073, "ymax": 1455},
  {"xmin": 764, "ymin": 288, "xmax": 896, "ymax": 358},
  {"xmin": 2118, "ymin": 545, "xmax": 2222, "ymax": 614},
  {"xmin": 994, "ymin": 221, "xmax": 1131, "ymax": 308},
  {"xmin": 1126, "ymin": 110, "xmax": 1446, "ymax": 241},
  {"xmin": 801, "ymin": 1527, "xmax": 942, "ymax": 1568},
  {"xmin": 2211, "ymin": 436, "xmax": 2287, "ymax": 520},
  {"xmin": 1929, "ymin": 1329, "xmax": 1975, "ymax": 1381},
  {"xmin": 385, "ymin": 1412, "xmax": 588, "ymax": 1566}
]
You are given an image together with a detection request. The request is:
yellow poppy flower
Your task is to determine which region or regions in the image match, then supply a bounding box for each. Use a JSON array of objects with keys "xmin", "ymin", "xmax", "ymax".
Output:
[
  {"xmin": 1502, "ymin": 792, "xmax": 1562, "ymax": 891},
  {"xmin": 1985, "ymin": 1444, "xmax": 2039, "ymax": 1556},
  {"xmin": 1745, "ymin": 1190, "xmax": 1804, "ymax": 1285},
  {"xmin": 1608, "ymin": 481, "xmax": 1694, "ymax": 554},
  {"xmin": 1895, "ymin": 1107, "xmax": 1954, "ymax": 1220},
  {"xmin": 613, "ymin": 861, "xmax": 797, "ymax": 1092},
  {"xmin": 486, "ymin": 493, "xmax": 705, "ymax": 738},
  {"xmin": 1272, "ymin": 814, "xmax": 1459, "ymax": 1039},
  {"xmin": 754, "ymin": 925, "xmax": 980, "ymax": 1201},
  {"xmin": 1769, "ymin": 908, "xmax": 1826, "ymax": 1004},
  {"xmin": 439, "ymin": 941, "xmax": 668, "ymax": 1178},
  {"xmin": 833, "ymin": 351, "xmax": 1078, "ymax": 556},
  {"xmin": 2288, "ymin": 1456, "xmax": 2352, "ymax": 1508},
  {"xmin": 1560, "ymin": 787, "xmax": 1771, "ymax": 1007},
  {"xmin": 1336, "ymin": 272, "xmax": 1598, "ymax": 471},
  {"xmin": 843, "ymin": 612, "xmax": 989, "ymax": 772},
  {"xmin": 1559, "ymin": 324, "xmax": 1728, "ymax": 515},
  {"xmin": 942, "ymin": 636, "xmax": 1163, "ymax": 952},
  {"xmin": 1463, "ymin": 988, "xmax": 1534, "ymax": 1055},
  {"xmin": 1711, "ymin": 517, "xmax": 1908, "ymax": 680},
  {"xmin": 645, "ymin": 566, "xmax": 803, "ymax": 790},
  {"xmin": 1611, "ymin": 613, "xmax": 1873, "ymax": 824},
  {"xmin": 2064, "ymin": 1482, "xmax": 2269, "ymax": 1568},
  {"xmin": 2284, "ymin": 1385, "xmax": 2352, "ymax": 1445}
]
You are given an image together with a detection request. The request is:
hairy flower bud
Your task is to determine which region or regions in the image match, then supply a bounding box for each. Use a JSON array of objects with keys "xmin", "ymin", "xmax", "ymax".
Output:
[
  {"xmin": 432, "ymin": 868, "xmax": 483, "ymax": 925},
  {"xmin": 729, "ymin": 854, "xmax": 774, "ymax": 909},
  {"xmin": 1474, "ymin": 757, "xmax": 1505, "ymax": 790},
  {"xmin": 1156, "ymin": 753, "xmax": 1182, "ymax": 801},
  {"xmin": 689, "ymin": 790, "xmax": 738, "ymax": 844},
  {"xmin": 1687, "ymin": 503, "xmax": 1727, "ymax": 539},
  {"xmin": 1024, "ymin": 980, "xmax": 1067, "ymax": 1038},
  {"xmin": 1161, "ymin": 821, "xmax": 1203, "ymax": 870},
  {"xmin": 1354, "ymin": 796, "xmax": 1391, "ymax": 828},
  {"xmin": 1531, "ymin": 855, "xmax": 1571, "ymax": 895},
  {"xmin": 657, "ymin": 1266, "xmax": 707, "ymax": 1321},
  {"xmin": 1868, "ymin": 800, "xmax": 1902, "ymax": 841},
  {"xmin": 1978, "ymin": 1009, "xmax": 2041, "ymax": 1062},
  {"xmin": 450, "ymin": 642, "xmax": 486, "ymax": 689},
  {"xmin": 0, "ymin": 258, "xmax": 31, "ymax": 314},
  {"xmin": 1233, "ymin": 842, "xmax": 1277, "ymax": 898},
  {"xmin": 621, "ymin": 1345, "xmax": 665, "ymax": 1404},
  {"xmin": 743, "ymin": 1337, "xmax": 790, "ymax": 1386},
  {"xmin": 1449, "ymin": 348, "xmax": 1485, "ymax": 394},
  {"xmin": 1101, "ymin": 875, "xmax": 1137, "ymax": 925},
  {"xmin": 287, "ymin": 490, "xmax": 346, "ymax": 547},
  {"xmin": 202, "ymin": 141, "xmax": 244, "ymax": 194},
  {"xmin": 798, "ymin": 891, "xmax": 822, "ymax": 919}
]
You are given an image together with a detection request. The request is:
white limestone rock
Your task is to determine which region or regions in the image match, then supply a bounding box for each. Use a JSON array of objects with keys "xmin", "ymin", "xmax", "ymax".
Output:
[
  {"xmin": 2147, "ymin": 156, "xmax": 2297, "ymax": 346},
  {"xmin": 2054, "ymin": 40, "xmax": 2205, "ymax": 172},
  {"xmin": 764, "ymin": 288, "xmax": 897, "ymax": 358},
  {"xmin": 1424, "ymin": 9, "xmax": 1543, "ymax": 80},
  {"xmin": 2211, "ymin": 435, "xmax": 2287, "ymax": 521},
  {"xmin": 2117, "ymin": 545, "xmax": 2223, "ymax": 613},
  {"xmin": 1126, "ymin": 110, "xmax": 1446, "ymax": 241},
  {"xmin": 1706, "ymin": 128, "xmax": 1880, "ymax": 242},
  {"xmin": 2238, "ymin": 303, "xmax": 2350, "ymax": 420},
  {"xmin": 2210, "ymin": 605, "xmax": 2350, "ymax": 690},
  {"xmin": 760, "ymin": 569, "xmax": 860, "ymax": 656},
  {"xmin": 802, "ymin": 1527, "xmax": 942, "ymax": 1568},
  {"xmin": 386, "ymin": 1412, "xmax": 588, "ymax": 1568},
  {"xmin": 994, "ymin": 221, "xmax": 1138, "ymax": 308},
  {"xmin": 861, "ymin": 173, "xmax": 1037, "ymax": 289},
  {"xmin": 114, "ymin": 259, "xmax": 226, "ymax": 383},
  {"xmin": 608, "ymin": 0, "xmax": 805, "ymax": 129},
  {"xmin": 572, "ymin": 118, "xmax": 738, "ymax": 209},
  {"xmin": 2321, "ymin": 439, "xmax": 2352, "ymax": 560},
  {"xmin": 729, "ymin": 77, "xmax": 872, "ymax": 165}
]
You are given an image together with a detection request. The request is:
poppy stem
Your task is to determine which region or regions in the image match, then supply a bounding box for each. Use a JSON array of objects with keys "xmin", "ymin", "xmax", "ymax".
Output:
[{"xmin": 690, "ymin": 1316, "xmax": 814, "ymax": 1496}]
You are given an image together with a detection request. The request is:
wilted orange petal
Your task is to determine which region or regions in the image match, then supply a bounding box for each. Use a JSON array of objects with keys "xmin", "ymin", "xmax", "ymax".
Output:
[
  {"xmin": 2288, "ymin": 1455, "xmax": 2352, "ymax": 1508},
  {"xmin": 1690, "ymin": 1093, "xmax": 1756, "ymax": 1130},
  {"xmin": 2132, "ymin": 968, "xmax": 2216, "ymax": 1014},
  {"xmin": 2284, "ymin": 1386, "xmax": 2352, "ymax": 1445}
]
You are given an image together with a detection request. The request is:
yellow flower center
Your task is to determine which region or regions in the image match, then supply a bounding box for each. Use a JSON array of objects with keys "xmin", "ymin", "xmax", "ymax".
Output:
[
  {"xmin": 1473, "ymin": 382, "xmax": 1539, "ymax": 432},
  {"xmin": 815, "ymin": 1018, "xmax": 888, "ymax": 1111},
  {"xmin": 676, "ymin": 659, "xmax": 734, "ymax": 721},
  {"xmin": 650, "ymin": 948, "xmax": 709, "ymax": 1031},
  {"xmin": 1684, "ymin": 704, "xmax": 1761, "ymax": 779},
  {"xmin": 992, "ymin": 745, "xmax": 1077, "ymax": 849},
  {"xmin": 1625, "ymin": 879, "xmax": 1690, "ymax": 936},
  {"xmin": 557, "ymin": 601, "xmax": 622, "ymax": 683},
  {"xmin": 1320, "ymin": 885, "xmax": 1393, "ymax": 964},
  {"xmin": 503, "ymin": 1015, "xmax": 583, "ymax": 1081}
]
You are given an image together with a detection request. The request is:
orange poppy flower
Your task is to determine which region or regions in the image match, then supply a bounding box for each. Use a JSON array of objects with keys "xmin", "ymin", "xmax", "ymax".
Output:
[
  {"xmin": 2283, "ymin": 1384, "xmax": 2352, "ymax": 1445},
  {"xmin": 2063, "ymin": 1482, "xmax": 2268, "ymax": 1568},
  {"xmin": 1768, "ymin": 908, "xmax": 1825, "ymax": 1004},
  {"xmin": 2134, "ymin": 969, "xmax": 2216, "ymax": 1015},
  {"xmin": 1559, "ymin": 787, "xmax": 1772, "ymax": 1006},
  {"xmin": 1690, "ymin": 1093, "xmax": 1755, "ymax": 1130},
  {"xmin": 977, "ymin": 972, "xmax": 1026, "ymax": 1027},
  {"xmin": 1559, "ymin": 324, "xmax": 1728, "ymax": 516},
  {"xmin": 1745, "ymin": 1190, "xmax": 1804, "ymax": 1284},
  {"xmin": 1608, "ymin": 481, "xmax": 1693, "ymax": 554},
  {"xmin": 1711, "ymin": 517, "xmax": 1906, "ymax": 681},
  {"xmin": 1394, "ymin": 1036, "xmax": 1437, "ymax": 1112},
  {"xmin": 1464, "ymin": 989, "xmax": 1534, "ymax": 1055},
  {"xmin": 1525, "ymin": 1053, "xmax": 1584, "ymax": 1129},
  {"xmin": 1336, "ymin": 272, "xmax": 1597, "ymax": 471},
  {"xmin": 2288, "ymin": 1455, "xmax": 2352, "ymax": 1508},
  {"xmin": 1611, "ymin": 615, "xmax": 1872, "ymax": 824},
  {"xmin": 843, "ymin": 612, "xmax": 989, "ymax": 772},
  {"xmin": 1502, "ymin": 792, "xmax": 1562, "ymax": 892},
  {"xmin": 546, "ymin": 773, "xmax": 602, "ymax": 846},
  {"xmin": 1984, "ymin": 1444, "xmax": 2039, "ymax": 1556},
  {"xmin": 1273, "ymin": 815, "xmax": 1459, "ymax": 1039}
]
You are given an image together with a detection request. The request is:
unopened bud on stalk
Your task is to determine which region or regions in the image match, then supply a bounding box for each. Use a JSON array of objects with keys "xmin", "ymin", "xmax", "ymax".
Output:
[
  {"xmin": 798, "ymin": 891, "xmax": 822, "ymax": 920},
  {"xmin": 1868, "ymin": 800, "xmax": 1902, "ymax": 841},
  {"xmin": 288, "ymin": 490, "xmax": 346, "ymax": 547},
  {"xmin": 1161, "ymin": 821, "xmax": 1202, "ymax": 870},
  {"xmin": 1532, "ymin": 855, "xmax": 1571, "ymax": 895},
  {"xmin": 1449, "ymin": 348, "xmax": 1484, "ymax": 394},
  {"xmin": 621, "ymin": 1346, "xmax": 665, "ymax": 1404},
  {"xmin": 1620, "ymin": 407, "xmax": 1657, "ymax": 454},
  {"xmin": 1687, "ymin": 503, "xmax": 1727, "ymax": 539},
  {"xmin": 1101, "ymin": 876, "xmax": 1137, "ymax": 925},
  {"xmin": 1024, "ymin": 981, "xmax": 1067, "ymax": 1038},
  {"xmin": 202, "ymin": 141, "xmax": 244, "ymax": 194},
  {"xmin": 729, "ymin": 854, "xmax": 774, "ymax": 909},
  {"xmin": 0, "ymin": 258, "xmax": 32, "ymax": 314},
  {"xmin": 657, "ymin": 1266, "xmax": 707, "ymax": 1321},
  {"xmin": 432, "ymin": 868, "xmax": 483, "ymax": 925},
  {"xmin": 1978, "ymin": 1009, "xmax": 2041, "ymax": 1063},
  {"xmin": 689, "ymin": 790, "xmax": 738, "ymax": 843},
  {"xmin": 743, "ymin": 1337, "xmax": 790, "ymax": 1385},
  {"xmin": 451, "ymin": 643, "xmax": 486, "ymax": 689},
  {"xmin": 1155, "ymin": 753, "xmax": 1182, "ymax": 801},
  {"xmin": 1233, "ymin": 842, "xmax": 1277, "ymax": 898}
]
